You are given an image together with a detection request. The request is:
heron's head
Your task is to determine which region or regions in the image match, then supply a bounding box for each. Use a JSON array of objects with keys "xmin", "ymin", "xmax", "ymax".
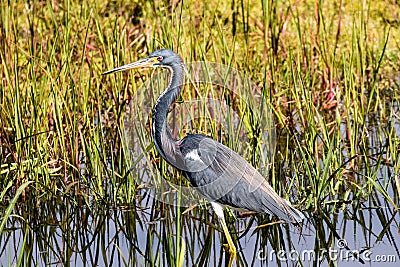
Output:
[{"xmin": 102, "ymin": 49, "xmax": 183, "ymax": 75}]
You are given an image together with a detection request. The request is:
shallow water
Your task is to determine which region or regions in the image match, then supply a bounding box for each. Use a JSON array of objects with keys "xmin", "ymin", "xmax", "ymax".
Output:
[{"xmin": 1, "ymin": 190, "xmax": 398, "ymax": 266}]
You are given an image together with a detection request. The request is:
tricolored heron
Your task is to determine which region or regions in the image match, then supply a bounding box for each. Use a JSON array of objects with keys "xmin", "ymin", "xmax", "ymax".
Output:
[{"xmin": 102, "ymin": 49, "xmax": 304, "ymax": 257}]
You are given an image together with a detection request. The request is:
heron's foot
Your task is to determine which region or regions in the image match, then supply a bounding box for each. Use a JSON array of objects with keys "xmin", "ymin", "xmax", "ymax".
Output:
[
  {"xmin": 227, "ymin": 246, "xmax": 236, "ymax": 267},
  {"xmin": 222, "ymin": 244, "xmax": 236, "ymax": 267},
  {"xmin": 223, "ymin": 243, "xmax": 237, "ymax": 254}
]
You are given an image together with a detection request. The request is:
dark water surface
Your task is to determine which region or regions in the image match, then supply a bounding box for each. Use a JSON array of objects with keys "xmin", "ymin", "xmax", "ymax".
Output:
[{"xmin": 1, "ymin": 190, "xmax": 399, "ymax": 266}]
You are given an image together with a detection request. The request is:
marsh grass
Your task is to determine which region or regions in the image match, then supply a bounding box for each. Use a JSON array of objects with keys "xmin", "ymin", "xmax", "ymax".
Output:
[{"xmin": 1, "ymin": 0, "xmax": 400, "ymax": 266}]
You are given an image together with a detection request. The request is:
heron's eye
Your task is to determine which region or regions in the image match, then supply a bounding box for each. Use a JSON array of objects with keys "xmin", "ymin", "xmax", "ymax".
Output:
[{"xmin": 157, "ymin": 56, "xmax": 163, "ymax": 62}]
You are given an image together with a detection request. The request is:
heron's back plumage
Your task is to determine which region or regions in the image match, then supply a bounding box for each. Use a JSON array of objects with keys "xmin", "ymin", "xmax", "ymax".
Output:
[{"xmin": 179, "ymin": 134, "xmax": 304, "ymax": 224}]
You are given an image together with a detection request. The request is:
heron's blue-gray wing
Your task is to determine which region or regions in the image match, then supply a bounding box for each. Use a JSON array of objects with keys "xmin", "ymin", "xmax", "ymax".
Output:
[{"xmin": 179, "ymin": 134, "xmax": 303, "ymax": 224}]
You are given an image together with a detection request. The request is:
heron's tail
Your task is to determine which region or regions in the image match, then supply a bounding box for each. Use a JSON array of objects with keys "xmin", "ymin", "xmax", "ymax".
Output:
[{"xmin": 281, "ymin": 200, "xmax": 304, "ymax": 224}]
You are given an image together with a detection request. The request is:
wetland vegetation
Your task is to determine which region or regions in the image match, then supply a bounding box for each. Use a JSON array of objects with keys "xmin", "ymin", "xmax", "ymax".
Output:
[{"xmin": 1, "ymin": 0, "xmax": 400, "ymax": 266}]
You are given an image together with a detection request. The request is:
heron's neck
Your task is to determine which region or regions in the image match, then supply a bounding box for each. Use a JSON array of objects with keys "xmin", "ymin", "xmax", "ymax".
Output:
[{"xmin": 152, "ymin": 64, "xmax": 184, "ymax": 164}]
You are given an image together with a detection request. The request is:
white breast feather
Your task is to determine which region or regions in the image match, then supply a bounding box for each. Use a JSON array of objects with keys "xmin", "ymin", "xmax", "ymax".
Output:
[{"xmin": 184, "ymin": 149, "xmax": 201, "ymax": 161}]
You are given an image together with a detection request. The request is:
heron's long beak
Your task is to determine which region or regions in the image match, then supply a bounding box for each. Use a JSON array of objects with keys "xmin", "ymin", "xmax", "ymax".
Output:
[{"xmin": 102, "ymin": 57, "xmax": 158, "ymax": 75}]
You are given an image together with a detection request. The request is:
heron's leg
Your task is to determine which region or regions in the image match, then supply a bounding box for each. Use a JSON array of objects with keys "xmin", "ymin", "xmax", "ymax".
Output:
[{"xmin": 211, "ymin": 202, "xmax": 237, "ymax": 255}]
